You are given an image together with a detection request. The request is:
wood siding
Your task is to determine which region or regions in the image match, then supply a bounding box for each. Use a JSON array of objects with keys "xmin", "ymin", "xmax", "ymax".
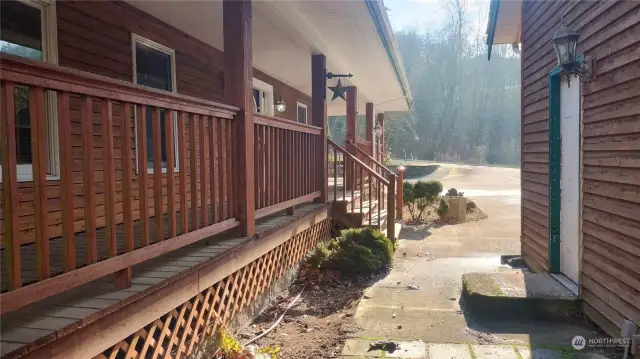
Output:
[
  {"xmin": 0, "ymin": 1, "xmax": 312, "ymax": 245},
  {"xmin": 521, "ymin": 0, "xmax": 640, "ymax": 336}
]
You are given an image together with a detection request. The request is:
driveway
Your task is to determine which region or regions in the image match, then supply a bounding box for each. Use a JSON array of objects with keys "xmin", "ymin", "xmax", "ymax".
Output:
[{"xmin": 342, "ymin": 165, "xmax": 609, "ymax": 358}]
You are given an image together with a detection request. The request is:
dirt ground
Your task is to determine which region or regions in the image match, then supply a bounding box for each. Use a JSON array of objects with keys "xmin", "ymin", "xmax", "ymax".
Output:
[
  {"xmin": 402, "ymin": 197, "xmax": 488, "ymax": 225},
  {"xmin": 236, "ymin": 280, "xmax": 369, "ymax": 359}
]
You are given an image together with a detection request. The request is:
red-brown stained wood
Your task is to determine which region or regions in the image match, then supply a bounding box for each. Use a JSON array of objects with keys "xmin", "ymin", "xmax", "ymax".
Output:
[
  {"xmin": 210, "ymin": 118, "xmax": 219, "ymax": 223},
  {"xmin": 218, "ymin": 119, "xmax": 226, "ymax": 220},
  {"xmin": 254, "ymin": 125, "xmax": 260, "ymax": 209},
  {"xmin": 178, "ymin": 112, "xmax": 188, "ymax": 234},
  {"xmin": 82, "ymin": 96, "xmax": 97, "ymax": 264},
  {"xmin": 312, "ymin": 54, "xmax": 328, "ymax": 202},
  {"xmin": 199, "ymin": 116, "xmax": 208, "ymax": 226},
  {"xmin": 152, "ymin": 107, "xmax": 164, "ymax": 241},
  {"xmin": 223, "ymin": 0, "xmax": 255, "ymax": 235},
  {"xmin": 137, "ymin": 105, "xmax": 150, "ymax": 247},
  {"xmin": 189, "ymin": 114, "xmax": 199, "ymax": 230},
  {"xmin": 101, "ymin": 99, "xmax": 117, "ymax": 257},
  {"xmin": 166, "ymin": 110, "xmax": 176, "ymax": 238},
  {"xmin": 226, "ymin": 118, "xmax": 233, "ymax": 217},
  {"xmin": 30, "ymin": 86, "xmax": 50, "ymax": 279},
  {"xmin": 121, "ymin": 103, "xmax": 134, "ymax": 252},
  {"xmin": 1, "ymin": 82, "xmax": 22, "ymax": 289},
  {"xmin": 57, "ymin": 91, "xmax": 76, "ymax": 270}
]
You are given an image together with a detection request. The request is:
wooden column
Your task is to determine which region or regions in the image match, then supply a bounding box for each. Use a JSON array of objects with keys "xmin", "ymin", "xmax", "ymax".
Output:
[
  {"xmin": 345, "ymin": 86, "xmax": 357, "ymax": 190},
  {"xmin": 377, "ymin": 113, "xmax": 385, "ymax": 161},
  {"xmin": 396, "ymin": 168, "xmax": 404, "ymax": 220},
  {"xmin": 387, "ymin": 175, "xmax": 396, "ymax": 243},
  {"xmin": 312, "ymin": 54, "xmax": 328, "ymax": 203},
  {"xmin": 365, "ymin": 102, "xmax": 374, "ymax": 158},
  {"xmin": 224, "ymin": 0, "xmax": 255, "ymax": 237}
]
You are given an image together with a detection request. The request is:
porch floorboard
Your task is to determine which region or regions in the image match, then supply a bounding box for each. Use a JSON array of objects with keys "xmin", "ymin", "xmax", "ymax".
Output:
[{"xmin": 0, "ymin": 203, "xmax": 325, "ymax": 358}]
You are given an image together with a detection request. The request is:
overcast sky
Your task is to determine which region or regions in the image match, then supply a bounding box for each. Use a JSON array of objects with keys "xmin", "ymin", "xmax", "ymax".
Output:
[{"xmin": 384, "ymin": 0, "xmax": 490, "ymax": 35}]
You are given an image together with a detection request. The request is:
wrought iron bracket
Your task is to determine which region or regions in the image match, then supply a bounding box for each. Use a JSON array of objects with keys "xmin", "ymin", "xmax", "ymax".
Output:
[{"xmin": 325, "ymin": 71, "xmax": 353, "ymax": 80}]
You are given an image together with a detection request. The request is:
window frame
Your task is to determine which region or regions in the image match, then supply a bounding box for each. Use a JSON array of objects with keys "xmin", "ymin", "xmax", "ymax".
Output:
[
  {"xmin": 296, "ymin": 102, "xmax": 308, "ymax": 124},
  {"xmin": 0, "ymin": 0, "xmax": 59, "ymax": 183},
  {"xmin": 131, "ymin": 33, "xmax": 179, "ymax": 174},
  {"xmin": 252, "ymin": 78, "xmax": 274, "ymax": 116}
]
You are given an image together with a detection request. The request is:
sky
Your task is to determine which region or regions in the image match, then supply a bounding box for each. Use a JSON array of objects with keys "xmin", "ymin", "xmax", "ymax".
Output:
[{"xmin": 383, "ymin": 0, "xmax": 490, "ymax": 35}]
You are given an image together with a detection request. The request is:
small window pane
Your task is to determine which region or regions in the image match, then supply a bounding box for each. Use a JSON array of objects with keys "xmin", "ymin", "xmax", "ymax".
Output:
[
  {"xmin": 253, "ymin": 89, "xmax": 262, "ymax": 113},
  {"xmin": 145, "ymin": 108, "xmax": 169, "ymax": 170},
  {"xmin": 135, "ymin": 42, "xmax": 172, "ymax": 92},
  {"xmin": 297, "ymin": 105, "xmax": 307, "ymax": 124},
  {"xmin": 0, "ymin": 1, "xmax": 43, "ymax": 60}
]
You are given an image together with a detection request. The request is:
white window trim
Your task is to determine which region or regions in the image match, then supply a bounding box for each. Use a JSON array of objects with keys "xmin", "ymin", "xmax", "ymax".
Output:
[
  {"xmin": 0, "ymin": 0, "xmax": 59, "ymax": 183},
  {"xmin": 296, "ymin": 102, "xmax": 308, "ymax": 124},
  {"xmin": 131, "ymin": 33, "xmax": 179, "ymax": 174},
  {"xmin": 253, "ymin": 77, "xmax": 274, "ymax": 116}
]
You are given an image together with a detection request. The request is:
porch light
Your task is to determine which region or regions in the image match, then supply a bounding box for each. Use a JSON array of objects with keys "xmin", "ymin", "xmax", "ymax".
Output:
[
  {"xmin": 373, "ymin": 121, "xmax": 382, "ymax": 140},
  {"xmin": 274, "ymin": 97, "xmax": 286, "ymax": 113},
  {"xmin": 552, "ymin": 20, "xmax": 595, "ymax": 83}
]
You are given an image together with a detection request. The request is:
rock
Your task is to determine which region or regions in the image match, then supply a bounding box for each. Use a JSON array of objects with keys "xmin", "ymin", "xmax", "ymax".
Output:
[
  {"xmin": 363, "ymin": 295, "xmax": 371, "ymax": 299},
  {"xmin": 313, "ymin": 285, "xmax": 320, "ymax": 291},
  {"xmin": 466, "ymin": 200, "xmax": 477, "ymax": 211},
  {"xmin": 397, "ymin": 325, "xmax": 403, "ymax": 329},
  {"xmin": 369, "ymin": 340, "xmax": 400, "ymax": 352},
  {"xmin": 406, "ymin": 284, "xmax": 420, "ymax": 290},
  {"xmin": 402, "ymin": 252, "xmax": 407, "ymax": 257},
  {"xmin": 306, "ymin": 328, "xmax": 314, "ymax": 333},
  {"xmin": 392, "ymin": 313, "xmax": 396, "ymax": 318}
]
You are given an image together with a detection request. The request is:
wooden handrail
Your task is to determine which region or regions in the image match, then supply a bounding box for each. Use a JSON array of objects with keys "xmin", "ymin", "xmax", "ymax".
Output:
[
  {"xmin": 348, "ymin": 140, "xmax": 395, "ymax": 177},
  {"xmin": 328, "ymin": 139, "xmax": 389, "ymax": 185},
  {"xmin": 0, "ymin": 54, "xmax": 238, "ymax": 118},
  {"xmin": 254, "ymin": 114, "xmax": 322, "ymax": 135}
]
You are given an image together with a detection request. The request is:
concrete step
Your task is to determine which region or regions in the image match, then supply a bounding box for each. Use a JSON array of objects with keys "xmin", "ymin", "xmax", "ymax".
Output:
[{"xmin": 461, "ymin": 271, "xmax": 580, "ymax": 320}]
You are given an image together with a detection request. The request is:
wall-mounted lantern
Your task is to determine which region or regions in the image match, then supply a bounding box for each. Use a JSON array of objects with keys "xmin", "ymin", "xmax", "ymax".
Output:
[
  {"xmin": 552, "ymin": 20, "xmax": 596, "ymax": 84},
  {"xmin": 274, "ymin": 96, "xmax": 286, "ymax": 113},
  {"xmin": 373, "ymin": 120, "xmax": 382, "ymax": 141}
]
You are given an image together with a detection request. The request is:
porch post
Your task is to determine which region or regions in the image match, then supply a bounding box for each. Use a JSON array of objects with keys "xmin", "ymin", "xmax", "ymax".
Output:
[
  {"xmin": 312, "ymin": 54, "xmax": 328, "ymax": 203},
  {"xmin": 377, "ymin": 113, "xmax": 385, "ymax": 162},
  {"xmin": 224, "ymin": 0, "xmax": 255, "ymax": 236},
  {"xmin": 346, "ymin": 86, "xmax": 357, "ymax": 190},
  {"xmin": 365, "ymin": 102, "xmax": 374, "ymax": 159}
]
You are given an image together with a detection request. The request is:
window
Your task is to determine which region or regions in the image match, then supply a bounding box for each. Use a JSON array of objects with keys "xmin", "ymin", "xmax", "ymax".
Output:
[
  {"xmin": 132, "ymin": 34, "xmax": 179, "ymax": 173},
  {"xmin": 252, "ymin": 78, "xmax": 273, "ymax": 116},
  {"xmin": 0, "ymin": 0, "xmax": 59, "ymax": 182},
  {"xmin": 297, "ymin": 102, "xmax": 308, "ymax": 124}
]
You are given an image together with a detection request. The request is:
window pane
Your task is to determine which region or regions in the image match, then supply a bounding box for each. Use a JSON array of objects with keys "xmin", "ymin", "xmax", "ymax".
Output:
[
  {"xmin": 14, "ymin": 86, "xmax": 32, "ymax": 164},
  {"xmin": 0, "ymin": 1, "xmax": 43, "ymax": 60},
  {"xmin": 297, "ymin": 105, "xmax": 306, "ymax": 124},
  {"xmin": 253, "ymin": 89, "xmax": 261, "ymax": 113},
  {"xmin": 145, "ymin": 108, "xmax": 169, "ymax": 170},
  {"xmin": 135, "ymin": 42, "xmax": 172, "ymax": 92}
]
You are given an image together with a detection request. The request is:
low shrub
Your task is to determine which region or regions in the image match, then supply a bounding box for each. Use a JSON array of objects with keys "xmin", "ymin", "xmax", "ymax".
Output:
[
  {"xmin": 403, "ymin": 180, "xmax": 443, "ymax": 222},
  {"xmin": 437, "ymin": 198, "xmax": 449, "ymax": 219},
  {"xmin": 306, "ymin": 227, "xmax": 395, "ymax": 278}
]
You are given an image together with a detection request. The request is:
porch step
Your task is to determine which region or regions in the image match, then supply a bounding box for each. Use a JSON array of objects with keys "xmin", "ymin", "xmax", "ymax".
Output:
[{"xmin": 461, "ymin": 271, "xmax": 580, "ymax": 320}]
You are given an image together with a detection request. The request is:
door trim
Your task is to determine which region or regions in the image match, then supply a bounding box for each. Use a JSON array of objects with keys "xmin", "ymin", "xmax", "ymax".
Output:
[{"xmin": 548, "ymin": 67, "xmax": 562, "ymax": 274}]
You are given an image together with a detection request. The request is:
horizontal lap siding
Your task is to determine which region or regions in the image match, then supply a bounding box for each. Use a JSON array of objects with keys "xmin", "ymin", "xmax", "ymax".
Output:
[
  {"xmin": 522, "ymin": 0, "xmax": 640, "ymax": 336},
  {"xmin": 0, "ymin": 0, "xmax": 311, "ymax": 245},
  {"xmin": 578, "ymin": 0, "xmax": 640, "ymax": 336}
]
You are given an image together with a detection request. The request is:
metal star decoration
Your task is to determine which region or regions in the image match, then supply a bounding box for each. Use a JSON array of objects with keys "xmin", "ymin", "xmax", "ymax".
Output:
[{"xmin": 328, "ymin": 79, "xmax": 347, "ymax": 101}]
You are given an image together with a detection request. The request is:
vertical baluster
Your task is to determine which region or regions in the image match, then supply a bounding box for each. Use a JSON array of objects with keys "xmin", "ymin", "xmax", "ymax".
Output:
[
  {"xmin": 1, "ymin": 82, "xmax": 21, "ymax": 289},
  {"xmin": 333, "ymin": 146, "xmax": 337, "ymax": 201},
  {"xmin": 266, "ymin": 126, "xmax": 272, "ymax": 206},
  {"xmin": 359, "ymin": 166, "xmax": 363, "ymax": 219},
  {"xmin": 253, "ymin": 124, "xmax": 259, "ymax": 209},
  {"xmin": 341, "ymin": 152, "xmax": 346, "ymax": 201},
  {"xmin": 121, "ymin": 104, "xmax": 134, "ymax": 252},
  {"xmin": 225, "ymin": 119, "xmax": 233, "ymax": 218},
  {"xmin": 101, "ymin": 99, "xmax": 116, "ymax": 257},
  {"xmin": 136, "ymin": 105, "xmax": 150, "ymax": 246},
  {"xmin": 199, "ymin": 116, "xmax": 208, "ymax": 226},
  {"xmin": 166, "ymin": 110, "xmax": 176, "ymax": 238},
  {"xmin": 57, "ymin": 91, "xmax": 75, "ymax": 271},
  {"xmin": 30, "ymin": 87, "xmax": 49, "ymax": 279},
  {"xmin": 82, "ymin": 96, "xmax": 97, "ymax": 263},
  {"xmin": 276, "ymin": 128, "xmax": 281, "ymax": 204},
  {"xmin": 217, "ymin": 118, "xmax": 226, "ymax": 220},
  {"xmin": 368, "ymin": 172, "xmax": 372, "ymax": 226},
  {"xmin": 377, "ymin": 178, "xmax": 381, "ymax": 227},
  {"xmin": 210, "ymin": 118, "xmax": 219, "ymax": 223},
  {"xmin": 189, "ymin": 114, "xmax": 198, "ymax": 229},
  {"xmin": 152, "ymin": 108, "xmax": 164, "ymax": 241},
  {"xmin": 178, "ymin": 112, "xmax": 188, "ymax": 234}
]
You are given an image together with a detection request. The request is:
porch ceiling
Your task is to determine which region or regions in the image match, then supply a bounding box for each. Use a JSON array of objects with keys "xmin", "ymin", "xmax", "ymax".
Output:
[{"xmin": 127, "ymin": 0, "xmax": 411, "ymax": 116}]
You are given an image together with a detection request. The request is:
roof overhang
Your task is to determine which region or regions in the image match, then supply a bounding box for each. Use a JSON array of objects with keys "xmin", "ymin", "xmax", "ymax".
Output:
[
  {"xmin": 128, "ymin": 0, "xmax": 412, "ymax": 115},
  {"xmin": 486, "ymin": 0, "xmax": 522, "ymax": 60}
]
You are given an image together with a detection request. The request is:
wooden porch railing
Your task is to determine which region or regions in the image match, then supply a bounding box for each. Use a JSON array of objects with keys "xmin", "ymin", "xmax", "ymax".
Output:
[
  {"xmin": 349, "ymin": 140, "xmax": 394, "ymax": 178},
  {"xmin": 328, "ymin": 139, "xmax": 395, "ymax": 237},
  {"xmin": 0, "ymin": 54, "xmax": 240, "ymax": 313},
  {"xmin": 253, "ymin": 114, "xmax": 322, "ymax": 218}
]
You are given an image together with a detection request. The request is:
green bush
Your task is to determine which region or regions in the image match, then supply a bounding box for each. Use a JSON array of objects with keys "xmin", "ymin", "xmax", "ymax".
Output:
[
  {"xmin": 311, "ymin": 228, "xmax": 395, "ymax": 278},
  {"xmin": 437, "ymin": 198, "xmax": 449, "ymax": 218},
  {"xmin": 403, "ymin": 180, "xmax": 443, "ymax": 222}
]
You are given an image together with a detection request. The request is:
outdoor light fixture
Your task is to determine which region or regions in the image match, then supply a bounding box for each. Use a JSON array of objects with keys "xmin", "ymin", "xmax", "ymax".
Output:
[
  {"xmin": 552, "ymin": 19, "xmax": 595, "ymax": 84},
  {"xmin": 373, "ymin": 121, "xmax": 382, "ymax": 140},
  {"xmin": 274, "ymin": 96, "xmax": 286, "ymax": 113}
]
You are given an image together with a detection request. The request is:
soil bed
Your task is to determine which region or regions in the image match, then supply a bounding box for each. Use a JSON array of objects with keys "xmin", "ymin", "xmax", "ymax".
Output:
[
  {"xmin": 237, "ymin": 281, "xmax": 368, "ymax": 358},
  {"xmin": 403, "ymin": 197, "xmax": 487, "ymax": 225}
]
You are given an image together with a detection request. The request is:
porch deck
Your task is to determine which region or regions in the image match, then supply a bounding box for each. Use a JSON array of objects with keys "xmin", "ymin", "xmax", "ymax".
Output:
[{"xmin": 0, "ymin": 203, "xmax": 326, "ymax": 358}]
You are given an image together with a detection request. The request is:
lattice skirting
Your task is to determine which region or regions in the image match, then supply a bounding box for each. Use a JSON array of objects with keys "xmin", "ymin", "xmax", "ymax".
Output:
[{"xmin": 94, "ymin": 218, "xmax": 330, "ymax": 359}]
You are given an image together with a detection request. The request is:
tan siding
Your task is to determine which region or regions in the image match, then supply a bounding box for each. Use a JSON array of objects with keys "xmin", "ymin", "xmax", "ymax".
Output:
[{"xmin": 521, "ymin": 0, "xmax": 640, "ymax": 336}]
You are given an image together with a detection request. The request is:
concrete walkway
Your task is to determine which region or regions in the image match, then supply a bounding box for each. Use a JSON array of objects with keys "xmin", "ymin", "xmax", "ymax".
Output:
[{"xmin": 342, "ymin": 165, "xmax": 612, "ymax": 358}]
